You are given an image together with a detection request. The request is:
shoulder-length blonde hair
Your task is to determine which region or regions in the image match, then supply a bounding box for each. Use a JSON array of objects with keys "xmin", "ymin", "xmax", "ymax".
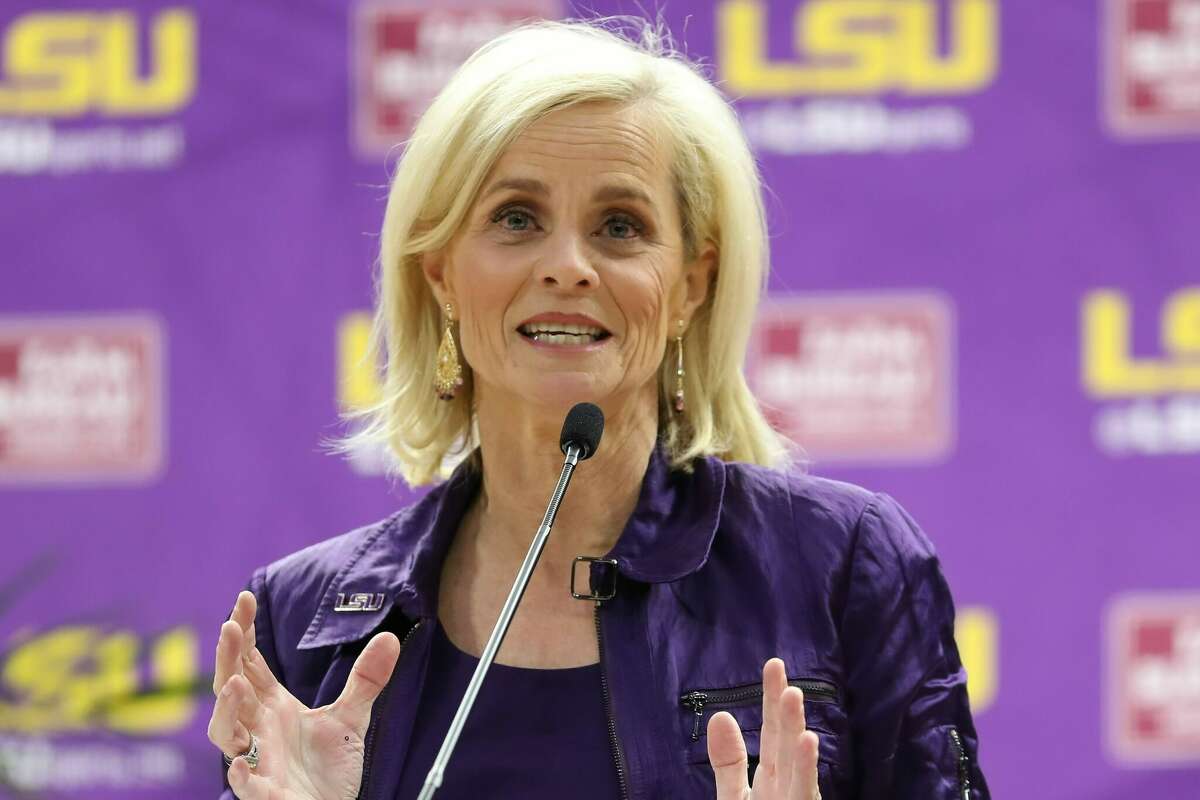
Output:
[{"xmin": 344, "ymin": 18, "xmax": 789, "ymax": 486}]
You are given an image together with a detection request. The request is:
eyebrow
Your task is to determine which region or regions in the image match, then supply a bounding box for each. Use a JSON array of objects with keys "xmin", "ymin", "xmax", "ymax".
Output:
[{"xmin": 480, "ymin": 177, "xmax": 657, "ymax": 210}]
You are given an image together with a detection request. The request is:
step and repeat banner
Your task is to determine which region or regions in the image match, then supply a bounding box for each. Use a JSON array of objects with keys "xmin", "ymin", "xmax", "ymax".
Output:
[{"xmin": 1, "ymin": 1, "xmax": 1197, "ymax": 797}]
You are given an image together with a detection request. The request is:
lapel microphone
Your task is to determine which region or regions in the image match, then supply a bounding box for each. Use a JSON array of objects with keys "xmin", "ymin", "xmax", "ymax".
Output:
[{"xmin": 417, "ymin": 402, "xmax": 604, "ymax": 799}]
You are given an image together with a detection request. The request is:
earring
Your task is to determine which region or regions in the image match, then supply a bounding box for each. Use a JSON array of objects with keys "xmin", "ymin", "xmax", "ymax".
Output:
[
  {"xmin": 434, "ymin": 303, "xmax": 464, "ymax": 401},
  {"xmin": 672, "ymin": 319, "xmax": 686, "ymax": 414}
]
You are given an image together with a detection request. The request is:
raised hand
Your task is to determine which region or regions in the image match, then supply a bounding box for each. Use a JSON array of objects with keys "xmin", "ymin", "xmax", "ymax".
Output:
[
  {"xmin": 707, "ymin": 658, "xmax": 821, "ymax": 800},
  {"xmin": 207, "ymin": 591, "xmax": 401, "ymax": 800}
]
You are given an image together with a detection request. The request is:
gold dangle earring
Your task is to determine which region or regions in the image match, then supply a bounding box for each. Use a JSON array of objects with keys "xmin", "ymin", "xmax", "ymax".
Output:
[
  {"xmin": 434, "ymin": 303, "xmax": 464, "ymax": 401},
  {"xmin": 672, "ymin": 319, "xmax": 686, "ymax": 414}
]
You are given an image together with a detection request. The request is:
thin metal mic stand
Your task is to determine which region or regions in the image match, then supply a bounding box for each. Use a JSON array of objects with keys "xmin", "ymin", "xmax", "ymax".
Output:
[{"xmin": 416, "ymin": 443, "xmax": 583, "ymax": 799}]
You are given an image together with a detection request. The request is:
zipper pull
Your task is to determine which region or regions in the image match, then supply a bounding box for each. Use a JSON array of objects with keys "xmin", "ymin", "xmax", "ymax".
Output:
[
  {"xmin": 681, "ymin": 691, "xmax": 708, "ymax": 741},
  {"xmin": 948, "ymin": 727, "xmax": 971, "ymax": 800}
]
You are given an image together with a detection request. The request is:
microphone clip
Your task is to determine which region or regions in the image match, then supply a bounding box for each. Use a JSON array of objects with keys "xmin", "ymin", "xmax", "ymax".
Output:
[{"xmin": 570, "ymin": 556, "xmax": 619, "ymax": 602}]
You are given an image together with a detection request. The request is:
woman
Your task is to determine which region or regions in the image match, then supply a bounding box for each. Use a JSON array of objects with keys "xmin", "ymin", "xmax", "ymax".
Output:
[{"xmin": 208, "ymin": 19, "xmax": 989, "ymax": 800}]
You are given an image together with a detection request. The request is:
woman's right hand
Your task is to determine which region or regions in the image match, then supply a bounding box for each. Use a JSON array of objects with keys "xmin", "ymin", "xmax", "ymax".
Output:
[{"xmin": 207, "ymin": 591, "xmax": 402, "ymax": 800}]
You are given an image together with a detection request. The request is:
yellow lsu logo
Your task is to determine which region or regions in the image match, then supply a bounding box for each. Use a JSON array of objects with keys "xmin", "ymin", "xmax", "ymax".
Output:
[
  {"xmin": 1083, "ymin": 288, "xmax": 1200, "ymax": 398},
  {"xmin": 0, "ymin": 625, "xmax": 200, "ymax": 733},
  {"xmin": 0, "ymin": 8, "xmax": 196, "ymax": 117},
  {"xmin": 338, "ymin": 312, "xmax": 381, "ymax": 411},
  {"xmin": 718, "ymin": 0, "xmax": 998, "ymax": 97},
  {"xmin": 956, "ymin": 606, "xmax": 997, "ymax": 712}
]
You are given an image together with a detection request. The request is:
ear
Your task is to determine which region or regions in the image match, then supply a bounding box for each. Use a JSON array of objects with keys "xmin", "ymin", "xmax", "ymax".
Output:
[
  {"xmin": 676, "ymin": 240, "xmax": 717, "ymax": 326},
  {"xmin": 421, "ymin": 247, "xmax": 455, "ymax": 309}
]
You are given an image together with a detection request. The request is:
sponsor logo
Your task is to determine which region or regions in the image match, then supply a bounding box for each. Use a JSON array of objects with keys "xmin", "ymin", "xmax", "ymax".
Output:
[
  {"xmin": 1107, "ymin": 592, "xmax": 1200, "ymax": 763},
  {"xmin": 0, "ymin": 315, "xmax": 165, "ymax": 483},
  {"xmin": 352, "ymin": 0, "xmax": 559, "ymax": 158},
  {"xmin": 0, "ymin": 623, "xmax": 199, "ymax": 791},
  {"xmin": 1082, "ymin": 287, "xmax": 1200, "ymax": 455},
  {"xmin": 957, "ymin": 606, "xmax": 998, "ymax": 713},
  {"xmin": 747, "ymin": 292, "xmax": 955, "ymax": 463},
  {"xmin": 336, "ymin": 311, "xmax": 391, "ymax": 475},
  {"xmin": 0, "ymin": 8, "xmax": 195, "ymax": 174},
  {"xmin": 1105, "ymin": 0, "xmax": 1200, "ymax": 137},
  {"xmin": 718, "ymin": 0, "xmax": 999, "ymax": 155}
]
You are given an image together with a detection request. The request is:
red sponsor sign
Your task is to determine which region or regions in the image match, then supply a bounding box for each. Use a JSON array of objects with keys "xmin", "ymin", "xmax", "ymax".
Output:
[
  {"xmin": 1105, "ymin": 0, "xmax": 1200, "ymax": 136},
  {"xmin": 1108, "ymin": 593, "xmax": 1200, "ymax": 763},
  {"xmin": 0, "ymin": 316, "xmax": 164, "ymax": 483},
  {"xmin": 352, "ymin": 0, "xmax": 559, "ymax": 157},
  {"xmin": 746, "ymin": 293, "xmax": 955, "ymax": 463}
]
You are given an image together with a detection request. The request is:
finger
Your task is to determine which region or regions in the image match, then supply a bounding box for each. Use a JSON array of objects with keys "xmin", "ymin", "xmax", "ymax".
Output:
[
  {"xmin": 231, "ymin": 590, "xmax": 257, "ymax": 655},
  {"xmin": 207, "ymin": 675, "xmax": 252, "ymax": 756},
  {"xmin": 330, "ymin": 632, "xmax": 401, "ymax": 729},
  {"xmin": 758, "ymin": 657, "xmax": 787, "ymax": 784},
  {"xmin": 230, "ymin": 673, "xmax": 263, "ymax": 726},
  {"xmin": 241, "ymin": 644, "xmax": 281, "ymax": 694},
  {"xmin": 777, "ymin": 686, "xmax": 806, "ymax": 797},
  {"xmin": 706, "ymin": 711, "xmax": 751, "ymax": 800},
  {"xmin": 787, "ymin": 730, "xmax": 820, "ymax": 800},
  {"xmin": 227, "ymin": 756, "xmax": 270, "ymax": 799},
  {"xmin": 212, "ymin": 619, "xmax": 245, "ymax": 696}
]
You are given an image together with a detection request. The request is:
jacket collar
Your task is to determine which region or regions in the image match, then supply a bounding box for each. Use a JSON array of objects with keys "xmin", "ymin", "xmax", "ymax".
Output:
[{"xmin": 298, "ymin": 446, "xmax": 727, "ymax": 650}]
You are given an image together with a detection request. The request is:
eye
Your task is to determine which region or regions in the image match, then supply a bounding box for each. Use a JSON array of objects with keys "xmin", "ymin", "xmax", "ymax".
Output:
[
  {"xmin": 601, "ymin": 213, "xmax": 643, "ymax": 240},
  {"xmin": 491, "ymin": 205, "xmax": 537, "ymax": 232}
]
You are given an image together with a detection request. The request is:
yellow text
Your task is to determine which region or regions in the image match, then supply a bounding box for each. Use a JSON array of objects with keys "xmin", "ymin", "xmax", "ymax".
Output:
[
  {"xmin": 718, "ymin": 0, "xmax": 998, "ymax": 96},
  {"xmin": 956, "ymin": 606, "xmax": 997, "ymax": 712},
  {"xmin": 0, "ymin": 625, "xmax": 199, "ymax": 733},
  {"xmin": 0, "ymin": 8, "xmax": 196, "ymax": 116},
  {"xmin": 1083, "ymin": 288, "xmax": 1200, "ymax": 397},
  {"xmin": 338, "ymin": 312, "xmax": 382, "ymax": 411}
]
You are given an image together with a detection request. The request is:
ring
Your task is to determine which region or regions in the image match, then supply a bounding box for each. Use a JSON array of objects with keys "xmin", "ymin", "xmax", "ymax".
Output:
[{"xmin": 223, "ymin": 732, "xmax": 260, "ymax": 770}]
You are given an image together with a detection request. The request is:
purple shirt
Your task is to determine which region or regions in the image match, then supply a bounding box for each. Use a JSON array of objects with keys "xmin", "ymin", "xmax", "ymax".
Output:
[{"xmin": 395, "ymin": 620, "xmax": 621, "ymax": 797}]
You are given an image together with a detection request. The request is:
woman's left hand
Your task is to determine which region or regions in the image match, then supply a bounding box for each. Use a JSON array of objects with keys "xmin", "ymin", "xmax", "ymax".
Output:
[{"xmin": 707, "ymin": 658, "xmax": 821, "ymax": 800}]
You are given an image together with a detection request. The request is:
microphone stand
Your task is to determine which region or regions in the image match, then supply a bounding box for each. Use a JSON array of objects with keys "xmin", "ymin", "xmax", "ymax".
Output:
[{"xmin": 416, "ymin": 443, "xmax": 585, "ymax": 799}]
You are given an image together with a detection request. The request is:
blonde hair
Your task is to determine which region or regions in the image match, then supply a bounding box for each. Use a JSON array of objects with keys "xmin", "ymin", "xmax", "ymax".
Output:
[{"xmin": 345, "ymin": 18, "xmax": 789, "ymax": 485}]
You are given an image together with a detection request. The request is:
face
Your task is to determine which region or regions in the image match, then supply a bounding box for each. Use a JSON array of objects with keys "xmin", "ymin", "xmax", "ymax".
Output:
[{"xmin": 424, "ymin": 102, "xmax": 714, "ymax": 416}]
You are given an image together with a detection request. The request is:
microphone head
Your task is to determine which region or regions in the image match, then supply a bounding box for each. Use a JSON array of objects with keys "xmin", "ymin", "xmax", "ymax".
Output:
[{"xmin": 559, "ymin": 402, "xmax": 604, "ymax": 460}]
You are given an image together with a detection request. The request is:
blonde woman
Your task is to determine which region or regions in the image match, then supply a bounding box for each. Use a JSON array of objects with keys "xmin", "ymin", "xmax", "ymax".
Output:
[{"xmin": 207, "ymin": 19, "xmax": 988, "ymax": 800}]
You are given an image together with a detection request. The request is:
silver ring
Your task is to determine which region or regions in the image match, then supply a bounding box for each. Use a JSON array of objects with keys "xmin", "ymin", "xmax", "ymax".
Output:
[{"xmin": 223, "ymin": 732, "xmax": 260, "ymax": 769}]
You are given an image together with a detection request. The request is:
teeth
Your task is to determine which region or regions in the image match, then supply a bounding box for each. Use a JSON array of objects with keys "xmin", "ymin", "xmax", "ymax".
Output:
[
  {"xmin": 520, "ymin": 321, "xmax": 604, "ymax": 335},
  {"xmin": 532, "ymin": 332, "xmax": 597, "ymax": 345},
  {"xmin": 520, "ymin": 321, "xmax": 607, "ymax": 340}
]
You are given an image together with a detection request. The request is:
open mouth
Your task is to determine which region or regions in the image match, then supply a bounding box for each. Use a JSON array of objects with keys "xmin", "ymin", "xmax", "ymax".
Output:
[{"xmin": 518, "ymin": 322, "xmax": 612, "ymax": 345}]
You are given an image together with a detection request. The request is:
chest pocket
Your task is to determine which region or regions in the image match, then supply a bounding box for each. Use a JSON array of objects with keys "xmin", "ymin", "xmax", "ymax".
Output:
[{"xmin": 678, "ymin": 677, "xmax": 850, "ymax": 796}]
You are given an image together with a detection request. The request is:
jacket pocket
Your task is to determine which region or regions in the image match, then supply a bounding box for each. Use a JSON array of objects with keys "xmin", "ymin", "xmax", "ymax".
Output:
[
  {"xmin": 680, "ymin": 678, "xmax": 839, "ymax": 742},
  {"xmin": 679, "ymin": 677, "xmax": 850, "ymax": 799},
  {"xmin": 678, "ymin": 677, "xmax": 846, "ymax": 766}
]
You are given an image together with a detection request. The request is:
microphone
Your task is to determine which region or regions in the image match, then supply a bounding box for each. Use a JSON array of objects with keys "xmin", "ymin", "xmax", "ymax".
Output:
[
  {"xmin": 417, "ymin": 402, "xmax": 605, "ymax": 799},
  {"xmin": 560, "ymin": 401, "xmax": 604, "ymax": 460}
]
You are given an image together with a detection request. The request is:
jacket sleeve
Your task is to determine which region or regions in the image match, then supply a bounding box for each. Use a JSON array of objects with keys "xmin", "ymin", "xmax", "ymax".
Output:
[
  {"xmin": 838, "ymin": 493, "xmax": 990, "ymax": 799},
  {"xmin": 219, "ymin": 566, "xmax": 286, "ymax": 799}
]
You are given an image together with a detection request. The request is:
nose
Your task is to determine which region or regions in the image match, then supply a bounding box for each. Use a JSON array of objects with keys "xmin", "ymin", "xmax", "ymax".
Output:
[{"xmin": 536, "ymin": 230, "xmax": 599, "ymax": 290}]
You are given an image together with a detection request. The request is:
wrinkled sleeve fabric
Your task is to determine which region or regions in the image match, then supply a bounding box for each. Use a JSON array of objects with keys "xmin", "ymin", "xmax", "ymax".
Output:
[
  {"xmin": 219, "ymin": 566, "xmax": 284, "ymax": 800},
  {"xmin": 839, "ymin": 493, "xmax": 990, "ymax": 799}
]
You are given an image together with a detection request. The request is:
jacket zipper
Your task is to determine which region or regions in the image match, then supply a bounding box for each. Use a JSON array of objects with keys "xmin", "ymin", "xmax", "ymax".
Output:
[
  {"xmin": 948, "ymin": 726, "xmax": 971, "ymax": 800},
  {"xmin": 679, "ymin": 679, "xmax": 839, "ymax": 741},
  {"xmin": 594, "ymin": 603, "xmax": 631, "ymax": 800},
  {"xmin": 357, "ymin": 619, "xmax": 423, "ymax": 800}
]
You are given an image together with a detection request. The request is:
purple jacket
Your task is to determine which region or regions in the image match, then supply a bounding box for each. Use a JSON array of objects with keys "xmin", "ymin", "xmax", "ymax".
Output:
[{"xmin": 220, "ymin": 449, "xmax": 989, "ymax": 799}]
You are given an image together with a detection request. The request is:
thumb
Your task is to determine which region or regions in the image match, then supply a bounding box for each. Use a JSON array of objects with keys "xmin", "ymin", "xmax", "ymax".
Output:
[
  {"xmin": 707, "ymin": 711, "xmax": 751, "ymax": 800},
  {"xmin": 330, "ymin": 631, "xmax": 401, "ymax": 729}
]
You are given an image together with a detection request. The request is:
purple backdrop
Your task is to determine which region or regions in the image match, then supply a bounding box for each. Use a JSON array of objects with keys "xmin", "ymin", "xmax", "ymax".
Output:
[{"xmin": 2, "ymin": 1, "xmax": 1198, "ymax": 798}]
